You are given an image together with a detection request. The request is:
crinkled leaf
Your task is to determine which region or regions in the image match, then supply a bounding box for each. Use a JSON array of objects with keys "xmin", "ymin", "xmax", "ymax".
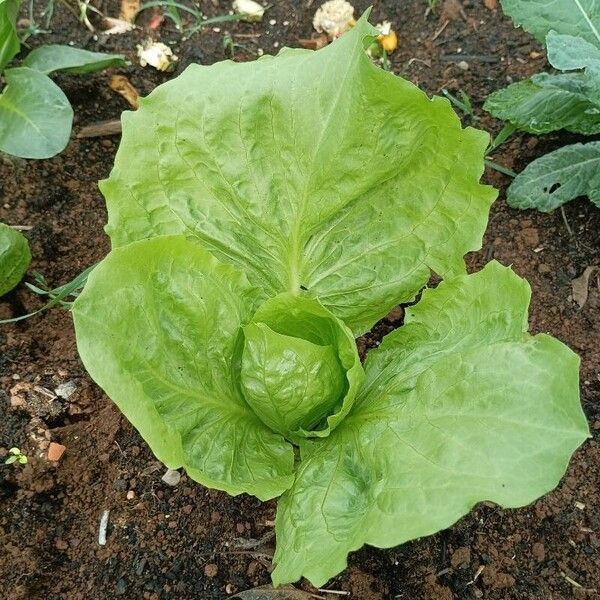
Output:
[
  {"xmin": 241, "ymin": 294, "xmax": 363, "ymax": 440},
  {"xmin": 500, "ymin": 0, "xmax": 600, "ymax": 45},
  {"xmin": 0, "ymin": 223, "xmax": 31, "ymax": 296},
  {"xmin": 72, "ymin": 235, "xmax": 295, "ymax": 500},
  {"xmin": 100, "ymin": 16, "xmax": 495, "ymax": 335},
  {"xmin": 507, "ymin": 141, "xmax": 600, "ymax": 211},
  {"xmin": 0, "ymin": 67, "xmax": 73, "ymax": 159},
  {"xmin": 0, "ymin": 0, "xmax": 19, "ymax": 71},
  {"xmin": 23, "ymin": 44, "xmax": 127, "ymax": 75},
  {"xmin": 272, "ymin": 262, "xmax": 589, "ymax": 587},
  {"xmin": 484, "ymin": 77, "xmax": 600, "ymax": 135},
  {"xmin": 546, "ymin": 30, "xmax": 600, "ymax": 71}
]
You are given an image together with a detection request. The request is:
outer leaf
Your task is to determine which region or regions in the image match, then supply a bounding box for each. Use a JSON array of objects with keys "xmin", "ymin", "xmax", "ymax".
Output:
[
  {"xmin": 507, "ymin": 141, "xmax": 600, "ymax": 211},
  {"xmin": 0, "ymin": 67, "xmax": 73, "ymax": 159},
  {"xmin": 0, "ymin": 0, "xmax": 19, "ymax": 71},
  {"xmin": 546, "ymin": 30, "xmax": 600, "ymax": 71},
  {"xmin": 500, "ymin": 0, "xmax": 600, "ymax": 45},
  {"xmin": 272, "ymin": 262, "xmax": 589, "ymax": 587},
  {"xmin": 23, "ymin": 45, "xmax": 127, "ymax": 75},
  {"xmin": 0, "ymin": 223, "xmax": 31, "ymax": 296},
  {"xmin": 483, "ymin": 77, "xmax": 600, "ymax": 135},
  {"xmin": 241, "ymin": 293, "xmax": 364, "ymax": 440},
  {"xmin": 72, "ymin": 235, "xmax": 295, "ymax": 500},
  {"xmin": 100, "ymin": 16, "xmax": 496, "ymax": 335}
]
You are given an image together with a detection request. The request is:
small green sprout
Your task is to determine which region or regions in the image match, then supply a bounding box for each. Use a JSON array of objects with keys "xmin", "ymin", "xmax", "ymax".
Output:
[{"xmin": 4, "ymin": 447, "xmax": 28, "ymax": 465}]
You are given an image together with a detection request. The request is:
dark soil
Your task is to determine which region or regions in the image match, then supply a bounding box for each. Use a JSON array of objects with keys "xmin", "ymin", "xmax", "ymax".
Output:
[{"xmin": 1, "ymin": 1, "xmax": 599, "ymax": 599}]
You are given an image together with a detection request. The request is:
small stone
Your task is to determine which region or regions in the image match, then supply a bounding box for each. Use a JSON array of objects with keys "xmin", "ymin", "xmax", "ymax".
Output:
[
  {"xmin": 269, "ymin": 18, "xmax": 276, "ymax": 25},
  {"xmin": 116, "ymin": 578, "xmax": 128, "ymax": 595},
  {"xmin": 54, "ymin": 380, "xmax": 77, "ymax": 399},
  {"xmin": 519, "ymin": 227, "xmax": 539, "ymax": 247},
  {"xmin": 126, "ymin": 490, "xmax": 135, "ymax": 500},
  {"xmin": 161, "ymin": 468, "xmax": 181, "ymax": 486},
  {"xmin": 225, "ymin": 583, "xmax": 236, "ymax": 594},
  {"xmin": 55, "ymin": 538, "xmax": 68, "ymax": 550},
  {"xmin": 457, "ymin": 60, "xmax": 469, "ymax": 71},
  {"xmin": 113, "ymin": 478, "xmax": 127, "ymax": 491},
  {"xmin": 182, "ymin": 504, "xmax": 193, "ymax": 514},
  {"xmin": 204, "ymin": 563, "xmax": 218, "ymax": 577},
  {"xmin": 483, "ymin": 0, "xmax": 498, "ymax": 9},
  {"xmin": 47, "ymin": 442, "xmax": 66, "ymax": 462},
  {"xmin": 530, "ymin": 51, "xmax": 543, "ymax": 59},
  {"xmin": 236, "ymin": 522, "xmax": 245, "ymax": 533},
  {"xmin": 538, "ymin": 263, "xmax": 551, "ymax": 274}
]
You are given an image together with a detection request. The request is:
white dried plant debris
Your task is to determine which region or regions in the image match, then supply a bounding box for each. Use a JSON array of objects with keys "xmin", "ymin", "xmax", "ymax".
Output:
[
  {"xmin": 103, "ymin": 17, "xmax": 135, "ymax": 35},
  {"xmin": 232, "ymin": 0, "xmax": 265, "ymax": 22},
  {"xmin": 375, "ymin": 20, "xmax": 392, "ymax": 35},
  {"xmin": 136, "ymin": 40, "xmax": 178, "ymax": 71},
  {"xmin": 313, "ymin": 0, "xmax": 355, "ymax": 40}
]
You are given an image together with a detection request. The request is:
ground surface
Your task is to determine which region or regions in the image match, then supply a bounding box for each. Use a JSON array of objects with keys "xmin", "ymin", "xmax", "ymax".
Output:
[{"xmin": 0, "ymin": 0, "xmax": 599, "ymax": 598}]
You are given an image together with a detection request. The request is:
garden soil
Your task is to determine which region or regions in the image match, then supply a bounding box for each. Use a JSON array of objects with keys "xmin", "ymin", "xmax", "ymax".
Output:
[{"xmin": 1, "ymin": 1, "xmax": 598, "ymax": 598}]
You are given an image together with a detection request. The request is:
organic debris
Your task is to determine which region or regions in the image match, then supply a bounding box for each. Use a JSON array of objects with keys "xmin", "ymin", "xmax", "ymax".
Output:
[
  {"xmin": 137, "ymin": 40, "xmax": 178, "ymax": 71},
  {"xmin": 102, "ymin": 17, "xmax": 135, "ymax": 35},
  {"xmin": 297, "ymin": 34, "xmax": 329, "ymax": 50},
  {"xmin": 376, "ymin": 21, "xmax": 398, "ymax": 53},
  {"xmin": 119, "ymin": 0, "xmax": 140, "ymax": 22},
  {"xmin": 232, "ymin": 0, "xmax": 265, "ymax": 23},
  {"xmin": 109, "ymin": 75, "xmax": 140, "ymax": 109},
  {"xmin": 571, "ymin": 266, "xmax": 598, "ymax": 309},
  {"xmin": 77, "ymin": 120, "xmax": 123, "ymax": 138},
  {"xmin": 313, "ymin": 0, "xmax": 355, "ymax": 40},
  {"xmin": 98, "ymin": 510, "xmax": 110, "ymax": 545}
]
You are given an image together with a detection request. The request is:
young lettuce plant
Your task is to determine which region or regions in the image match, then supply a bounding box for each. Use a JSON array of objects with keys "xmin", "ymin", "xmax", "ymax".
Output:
[
  {"xmin": 0, "ymin": 0, "xmax": 126, "ymax": 159},
  {"xmin": 485, "ymin": 0, "xmax": 600, "ymax": 211},
  {"xmin": 72, "ymin": 16, "xmax": 589, "ymax": 586}
]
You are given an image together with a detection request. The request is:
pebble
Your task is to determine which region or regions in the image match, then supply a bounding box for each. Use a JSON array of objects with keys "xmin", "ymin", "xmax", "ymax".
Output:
[
  {"xmin": 532, "ymin": 542, "xmax": 545, "ymax": 562},
  {"xmin": 268, "ymin": 18, "xmax": 276, "ymax": 25},
  {"xmin": 457, "ymin": 60, "xmax": 470, "ymax": 71},
  {"xmin": 450, "ymin": 546, "xmax": 471, "ymax": 568},
  {"xmin": 161, "ymin": 468, "xmax": 181, "ymax": 486},
  {"xmin": 55, "ymin": 538, "xmax": 68, "ymax": 550},
  {"xmin": 54, "ymin": 380, "xmax": 77, "ymax": 399},
  {"xmin": 47, "ymin": 442, "xmax": 66, "ymax": 462},
  {"xmin": 204, "ymin": 563, "xmax": 218, "ymax": 577},
  {"xmin": 126, "ymin": 490, "xmax": 135, "ymax": 500}
]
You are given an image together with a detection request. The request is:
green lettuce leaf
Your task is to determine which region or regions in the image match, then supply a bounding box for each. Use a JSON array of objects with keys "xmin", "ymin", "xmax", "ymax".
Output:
[
  {"xmin": 22, "ymin": 45, "xmax": 127, "ymax": 75},
  {"xmin": 0, "ymin": 67, "xmax": 73, "ymax": 159},
  {"xmin": 484, "ymin": 76, "xmax": 600, "ymax": 135},
  {"xmin": 100, "ymin": 16, "xmax": 496, "ymax": 335},
  {"xmin": 72, "ymin": 235, "xmax": 295, "ymax": 500},
  {"xmin": 507, "ymin": 141, "xmax": 600, "ymax": 210},
  {"xmin": 500, "ymin": 0, "xmax": 600, "ymax": 45},
  {"xmin": 241, "ymin": 294, "xmax": 363, "ymax": 440},
  {"xmin": 272, "ymin": 261, "xmax": 589, "ymax": 586},
  {"xmin": 0, "ymin": 223, "xmax": 31, "ymax": 296}
]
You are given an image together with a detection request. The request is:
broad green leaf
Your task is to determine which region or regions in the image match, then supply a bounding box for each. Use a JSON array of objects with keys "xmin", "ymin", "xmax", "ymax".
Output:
[
  {"xmin": 0, "ymin": 0, "xmax": 19, "ymax": 71},
  {"xmin": 500, "ymin": 0, "xmax": 600, "ymax": 45},
  {"xmin": 0, "ymin": 67, "xmax": 73, "ymax": 159},
  {"xmin": 72, "ymin": 235, "xmax": 295, "ymax": 500},
  {"xmin": 22, "ymin": 44, "xmax": 127, "ymax": 75},
  {"xmin": 507, "ymin": 141, "xmax": 600, "ymax": 211},
  {"xmin": 0, "ymin": 223, "xmax": 31, "ymax": 296},
  {"xmin": 546, "ymin": 30, "xmax": 600, "ymax": 71},
  {"xmin": 484, "ymin": 77, "xmax": 600, "ymax": 134},
  {"xmin": 272, "ymin": 261, "xmax": 589, "ymax": 587},
  {"xmin": 241, "ymin": 294, "xmax": 363, "ymax": 440},
  {"xmin": 100, "ymin": 16, "xmax": 496, "ymax": 335}
]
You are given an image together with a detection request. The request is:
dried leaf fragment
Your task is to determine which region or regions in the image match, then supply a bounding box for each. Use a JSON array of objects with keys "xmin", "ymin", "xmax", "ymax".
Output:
[
  {"xmin": 119, "ymin": 0, "xmax": 140, "ymax": 22},
  {"xmin": 571, "ymin": 266, "xmax": 598, "ymax": 309},
  {"xmin": 109, "ymin": 75, "xmax": 140, "ymax": 109}
]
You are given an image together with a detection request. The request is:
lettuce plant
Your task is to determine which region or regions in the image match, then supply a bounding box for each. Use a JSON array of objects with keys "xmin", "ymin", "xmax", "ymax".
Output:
[
  {"xmin": 72, "ymin": 16, "xmax": 589, "ymax": 586},
  {"xmin": 485, "ymin": 0, "xmax": 600, "ymax": 211}
]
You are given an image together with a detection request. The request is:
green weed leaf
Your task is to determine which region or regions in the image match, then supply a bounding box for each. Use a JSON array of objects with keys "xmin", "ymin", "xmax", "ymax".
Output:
[
  {"xmin": 0, "ymin": 67, "xmax": 73, "ymax": 159},
  {"xmin": 23, "ymin": 45, "xmax": 126, "ymax": 75},
  {"xmin": 0, "ymin": 223, "xmax": 31, "ymax": 296},
  {"xmin": 507, "ymin": 141, "xmax": 600, "ymax": 211}
]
